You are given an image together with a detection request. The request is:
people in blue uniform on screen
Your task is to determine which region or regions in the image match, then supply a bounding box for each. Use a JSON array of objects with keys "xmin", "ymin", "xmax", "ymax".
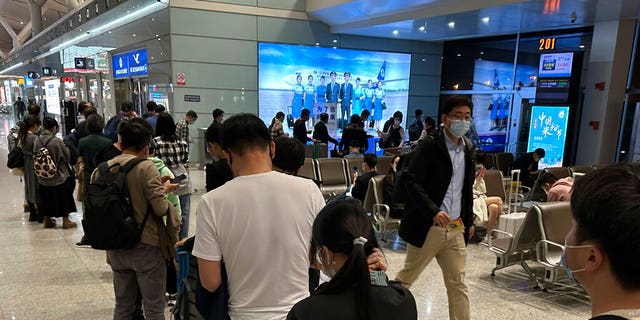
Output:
[
  {"xmin": 316, "ymin": 76, "xmax": 327, "ymax": 115},
  {"xmin": 292, "ymin": 74, "xmax": 304, "ymax": 119},
  {"xmin": 340, "ymin": 72, "xmax": 353, "ymax": 125},
  {"xmin": 363, "ymin": 79, "xmax": 374, "ymax": 115},
  {"xmin": 326, "ymin": 71, "xmax": 339, "ymax": 104},
  {"xmin": 353, "ymin": 77, "xmax": 364, "ymax": 116},
  {"xmin": 304, "ymin": 75, "xmax": 315, "ymax": 119},
  {"xmin": 373, "ymin": 81, "xmax": 385, "ymax": 127}
]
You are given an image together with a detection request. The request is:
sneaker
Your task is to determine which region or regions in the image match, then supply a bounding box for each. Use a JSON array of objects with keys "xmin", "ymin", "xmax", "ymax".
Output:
[{"xmin": 167, "ymin": 294, "xmax": 177, "ymax": 307}]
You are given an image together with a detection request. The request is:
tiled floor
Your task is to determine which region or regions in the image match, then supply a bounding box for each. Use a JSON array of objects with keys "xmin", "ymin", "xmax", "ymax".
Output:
[{"xmin": 0, "ymin": 115, "xmax": 591, "ymax": 319}]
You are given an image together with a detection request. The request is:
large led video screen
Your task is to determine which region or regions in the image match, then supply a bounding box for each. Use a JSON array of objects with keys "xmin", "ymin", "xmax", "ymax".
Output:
[
  {"xmin": 527, "ymin": 105, "xmax": 570, "ymax": 169},
  {"xmin": 471, "ymin": 60, "xmax": 538, "ymax": 151},
  {"xmin": 258, "ymin": 43, "xmax": 411, "ymax": 131}
]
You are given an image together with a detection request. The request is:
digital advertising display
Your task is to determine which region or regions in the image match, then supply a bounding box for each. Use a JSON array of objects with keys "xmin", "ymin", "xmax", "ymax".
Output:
[
  {"xmin": 258, "ymin": 43, "xmax": 411, "ymax": 131},
  {"xmin": 527, "ymin": 105, "xmax": 570, "ymax": 168},
  {"xmin": 538, "ymin": 52, "xmax": 573, "ymax": 78}
]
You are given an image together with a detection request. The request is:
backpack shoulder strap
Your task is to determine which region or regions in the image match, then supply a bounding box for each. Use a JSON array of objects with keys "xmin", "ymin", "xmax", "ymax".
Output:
[{"xmin": 120, "ymin": 158, "xmax": 147, "ymax": 173}]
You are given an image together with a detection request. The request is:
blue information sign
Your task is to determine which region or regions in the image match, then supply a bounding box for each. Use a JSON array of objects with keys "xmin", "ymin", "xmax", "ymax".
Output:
[
  {"xmin": 527, "ymin": 106, "xmax": 570, "ymax": 169},
  {"xmin": 112, "ymin": 49, "xmax": 148, "ymax": 78}
]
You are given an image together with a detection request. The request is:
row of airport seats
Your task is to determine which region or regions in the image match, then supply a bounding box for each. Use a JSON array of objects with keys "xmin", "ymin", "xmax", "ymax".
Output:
[
  {"xmin": 488, "ymin": 202, "xmax": 573, "ymax": 291},
  {"xmin": 299, "ymin": 156, "xmax": 395, "ymax": 200}
]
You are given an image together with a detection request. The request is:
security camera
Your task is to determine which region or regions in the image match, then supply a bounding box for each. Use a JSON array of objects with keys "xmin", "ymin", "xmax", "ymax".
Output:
[{"xmin": 570, "ymin": 12, "xmax": 577, "ymax": 23}]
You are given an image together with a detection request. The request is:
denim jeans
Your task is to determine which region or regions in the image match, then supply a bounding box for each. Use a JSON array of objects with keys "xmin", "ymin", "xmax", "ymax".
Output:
[{"xmin": 178, "ymin": 194, "xmax": 191, "ymax": 239}]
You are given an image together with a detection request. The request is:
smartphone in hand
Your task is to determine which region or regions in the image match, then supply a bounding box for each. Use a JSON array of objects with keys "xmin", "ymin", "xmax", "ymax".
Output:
[{"xmin": 171, "ymin": 173, "xmax": 187, "ymax": 184}]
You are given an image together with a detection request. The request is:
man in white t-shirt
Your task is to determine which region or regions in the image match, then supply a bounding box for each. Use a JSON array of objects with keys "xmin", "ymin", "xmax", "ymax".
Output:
[{"xmin": 193, "ymin": 113, "xmax": 326, "ymax": 320}]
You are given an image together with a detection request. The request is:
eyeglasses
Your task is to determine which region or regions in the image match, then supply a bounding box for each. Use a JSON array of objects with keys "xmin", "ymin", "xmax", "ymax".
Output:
[{"xmin": 447, "ymin": 113, "xmax": 471, "ymax": 121}]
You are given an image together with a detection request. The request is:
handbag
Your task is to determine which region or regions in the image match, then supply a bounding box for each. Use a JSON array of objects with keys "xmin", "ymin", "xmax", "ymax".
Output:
[{"xmin": 7, "ymin": 144, "xmax": 24, "ymax": 169}]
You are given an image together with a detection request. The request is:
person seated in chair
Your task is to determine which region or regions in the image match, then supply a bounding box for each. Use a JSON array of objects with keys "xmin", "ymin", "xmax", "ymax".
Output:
[
  {"xmin": 513, "ymin": 148, "xmax": 545, "ymax": 187},
  {"xmin": 343, "ymin": 140, "xmax": 363, "ymax": 159},
  {"xmin": 340, "ymin": 114, "xmax": 368, "ymax": 154},
  {"xmin": 472, "ymin": 153, "xmax": 503, "ymax": 240},
  {"xmin": 538, "ymin": 171, "xmax": 574, "ymax": 202},
  {"xmin": 566, "ymin": 164, "xmax": 640, "ymax": 320},
  {"xmin": 350, "ymin": 153, "xmax": 382, "ymax": 203},
  {"xmin": 287, "ymin": 199, "xmax": 417, "ymax": 320}
]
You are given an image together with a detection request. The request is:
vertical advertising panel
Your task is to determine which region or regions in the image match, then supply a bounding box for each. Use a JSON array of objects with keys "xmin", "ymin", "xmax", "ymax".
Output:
[
  {"xmin": 527, "ymin": 105, "xmax": 570, "ymax": 168},
  {"xmin": 44, "ymin": 80, "xmax": 61, "ymax": 115}
]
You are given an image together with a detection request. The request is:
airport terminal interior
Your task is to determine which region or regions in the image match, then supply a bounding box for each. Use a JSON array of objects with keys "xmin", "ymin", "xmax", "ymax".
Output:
[{"xmin": 1, "ymin": 0, "xmax": 640, "ymax": 319}]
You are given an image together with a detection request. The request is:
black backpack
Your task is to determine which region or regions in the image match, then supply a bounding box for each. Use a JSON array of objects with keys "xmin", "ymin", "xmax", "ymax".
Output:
[{"xmin": 83, "ymin": 158, "xmax": 151, "ymax": 250}]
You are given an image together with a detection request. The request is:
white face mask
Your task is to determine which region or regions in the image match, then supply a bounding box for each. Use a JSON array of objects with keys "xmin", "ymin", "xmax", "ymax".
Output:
[
  {"xmin": 448, "ymin": 119, "xmax": 470, "ymax": 138},
  {"xmin": 316, "ymin": 248, "xmax": 337, "ymax": 278},
  {"xmin": 394, "ymin": 120, "xmax": 401, "ymax": 126}
]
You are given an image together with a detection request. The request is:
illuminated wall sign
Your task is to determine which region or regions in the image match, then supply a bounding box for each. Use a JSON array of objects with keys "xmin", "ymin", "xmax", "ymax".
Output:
[
  {"xmin": 527, "ymin": 105, "xmax": 570, "ymax": 168},
  {"xmin": 538, "ymin": 37, "xmax": 557, "ymax": 51},
  {"xmin": 44, "ymin": 80, "xmax": 61, "ymax": 115},
  {"xmin": 538, "ymin": 52, "xmax": 573, "ymax": 78},
  {"xmin": 112, "ymin": 48, "xmax": 148, "ymax": 78},
  {"xmin": 23, "ymin": 76, "xmax": 34, "ymax": 88}
]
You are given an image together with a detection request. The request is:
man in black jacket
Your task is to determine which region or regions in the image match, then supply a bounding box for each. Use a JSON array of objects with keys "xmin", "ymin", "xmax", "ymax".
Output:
[
  {"xmin": 395, "ymin": 96, "xmax": 475, "ymax": 320},
  {"xmin": 313, "ymin": 112, "xmax": 338, "ymax": 145},
  {"xmin": 350, "ymin": 153, "xmax": 382, "ymax": 202},
  {"xmin": 293, "ymin": 108, "xmax": 315, "ymax": 145},
  {"xmin": 513, "ymin": 147, "xmax": 545, "ymax": 187}
]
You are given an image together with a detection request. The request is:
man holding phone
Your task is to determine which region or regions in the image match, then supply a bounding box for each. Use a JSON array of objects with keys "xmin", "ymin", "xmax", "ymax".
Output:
[{"xmin": 350, "ymin": 153, "xmax": 382, "ymax": 202}]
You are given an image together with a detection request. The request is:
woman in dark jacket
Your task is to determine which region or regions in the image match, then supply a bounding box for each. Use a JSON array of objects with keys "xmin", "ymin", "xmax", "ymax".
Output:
[
  {"xmin": 18, "ymin": 115, "xmax": 41, "ymax": 222},
  {"xmin": 34, "ymin": 117, "xmax": 77, "ymax": 228},
  {"xmin": 382, "ymin": 155, "xmax": 403, "ymax": 219},
  {"xmin": 287, "ymin": 199, "xmax": 416, "ymax": 320}
]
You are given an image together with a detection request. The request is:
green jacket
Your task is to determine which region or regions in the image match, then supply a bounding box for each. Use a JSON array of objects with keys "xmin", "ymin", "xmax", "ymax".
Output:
[{"xmin": 149, "ymin": 157, "xmax": 182, "ymax": 219}]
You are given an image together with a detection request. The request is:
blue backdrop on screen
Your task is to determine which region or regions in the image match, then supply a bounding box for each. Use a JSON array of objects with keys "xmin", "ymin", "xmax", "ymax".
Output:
[
  {"xmin": 527, "ymin": 106, "xmax": 570, "ymax": 168},
  {"xmin": 258, "ymin": 43, "xmax": 411, "ymax": 128}
]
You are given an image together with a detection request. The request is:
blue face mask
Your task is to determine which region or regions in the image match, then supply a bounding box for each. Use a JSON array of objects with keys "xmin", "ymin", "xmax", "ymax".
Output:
[{"xmin": 560, "ymin": 240, "xmax": 593, "ymax": 283}]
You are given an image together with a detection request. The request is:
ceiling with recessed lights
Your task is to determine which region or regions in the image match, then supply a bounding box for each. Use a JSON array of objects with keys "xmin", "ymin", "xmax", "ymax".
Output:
[
  {"xmin": 0, "ymin": 0, "xmax": 68, "ymax": 56},
  {"xmin": 308, "ymin": 0, "xmax": 640, "ymax": 41}
]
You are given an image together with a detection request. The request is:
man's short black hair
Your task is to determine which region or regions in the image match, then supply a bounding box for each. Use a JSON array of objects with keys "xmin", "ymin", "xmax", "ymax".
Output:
[
  {"xmin": 415, "ymin": 109, "xmax": 423, "ymax": 117},
  {"xmin": 84, "ymin": 106, "xmax": 97, "ymax": 118},
  {"xmin": 571, "ymin": 164, "xmax": 640, "ymax": 290},
  {"xmin": 330, "ymin": 71, "xmax": 336, "ymax": 76},
  {"xmin": 320, "ymin": 113, "xmax": 329, "ymax": 122},
  {"xmin": 78, "ymin": 101, "xmax": 88, "ymax": 115},
  {"xmin": 155, "ymin": 105, "xmax": 165, "ymax": 113},
  {"xmin": 212, "ymin": 108, "xmax": 224, "ymax": 119},
  {"xmin": 425, "ymin": 116, "xmax": 436, "ymax": 127},
  {"xmin": 349, "ymin": 139, "xmax": 361, "ymax": 148},
  {"xmin": 301, "ymin": 108, "xmax": 311, "ymax": 118},
  {"xmin": 121, "ymin": 101, "xmax": 134, "ymax": 112},
  {"xmin": 119, "ymin": 118, "xmax": 152, "ymax": 151},
  {"xmin": 221, "ymin": 113, "xmax": 271, "ymax": 156},
  {"xmin": 534, "ymin": 148, "xmax": 546, "ymax": 158},
  {"xmin": 186, "ymin": 110, "xmax": 198, "ymax": 119},
  {"xmin": 86, "ymin": 114, "xmax": 105, "ymax": 134},
  {"xmin": 27, "ymin": 104, "xmax": 40, "ymax": 115},
  {"xmin": 344, "ymin": 72, "xmax": 350, "ymax": 77},
  {"xmin": 350, "ymin": 114, "xmax": 361, "ymax": 125},
  {"xmin": 475, "ymin": 152, "xmax": 486, "ymax": 164},
  {"xmin": 393, "ymin": 111, "xmax": 403, "ymax": 120},
  {"xmin": 537, "ymin": 171, "xmax": 558, "ymax": 186},
  {"xmin": 272, "ymin": 137, "xmax": 305, "ymax": 173},
  {"xmin": 363, "ymin": 153, "xmax": 377, "ymax": 169},
  {"xmin": 361, "ymin": 109, "xmax": 370, "ymax": 117},
  {"xmin": 146, "ymin": 101, "xmax": 157, "ymax": 112},
  {"xmin": 442, "ymin": 95, "xmax": 473, "ymax": 116},
  {"xmin": 206, "ymin": 123, "xmax": 222, "ymax": 144}
]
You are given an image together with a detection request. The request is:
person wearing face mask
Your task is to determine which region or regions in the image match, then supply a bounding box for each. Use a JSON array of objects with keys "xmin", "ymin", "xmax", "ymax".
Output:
[
  {"xmin": 287, "ymin": 199, "xmax": 417, "ymax": 320},
  {"xmin": 378, "ymin": 111, "xmax": 404, "ymax": 148},
  {"xmin": 34, "ymin": 117, "xmax": 78, "ymax": 229},
  {"xmin": 562, "ymin": 164, "xmax": 640, "ymax": 320},
  {"xmin": 394, "ymin": 96, "xmax": 475, "ymax": 320},
  {"xmin": 175, "ymin": 110, "xmax": 198, "ymax": 143},
  {"xmin": 537, "ymin": 171, "xmax": 573, "ymax": 202}
]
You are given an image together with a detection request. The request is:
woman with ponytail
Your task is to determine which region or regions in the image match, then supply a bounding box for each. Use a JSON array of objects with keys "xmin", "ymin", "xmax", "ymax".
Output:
[{"xmin": 288, "ymin": 199, "xmax": 416, "ymax": 320}]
